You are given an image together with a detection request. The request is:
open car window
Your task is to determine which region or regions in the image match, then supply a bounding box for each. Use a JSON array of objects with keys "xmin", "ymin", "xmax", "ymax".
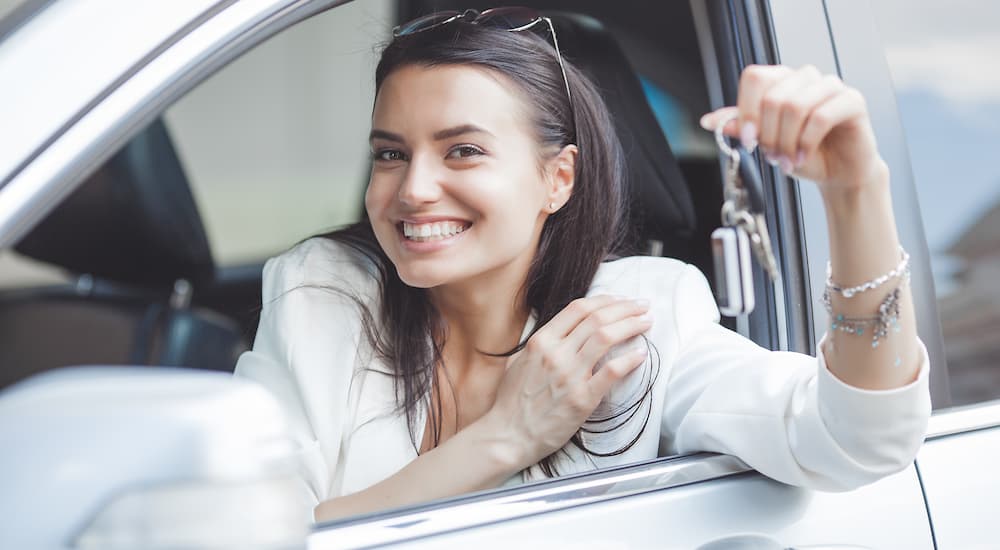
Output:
[
  {"xmin": 0, "ymin": 0, "xmax": 800, "ymax": 531},
  {"xmin": 165, "ymin": 0, "xmax": 392, "ymax": 267}
]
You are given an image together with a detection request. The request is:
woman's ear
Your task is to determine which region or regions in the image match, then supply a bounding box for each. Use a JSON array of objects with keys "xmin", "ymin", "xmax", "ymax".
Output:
[{"xmin": 545, "ymin": 144, "xmax": 577, "ymax": 213}]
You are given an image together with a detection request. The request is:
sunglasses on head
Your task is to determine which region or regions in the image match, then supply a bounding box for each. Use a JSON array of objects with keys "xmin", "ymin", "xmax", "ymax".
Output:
[{"xmin": 392, "ymin": 8, "xmax": 574, "ymax": 112}]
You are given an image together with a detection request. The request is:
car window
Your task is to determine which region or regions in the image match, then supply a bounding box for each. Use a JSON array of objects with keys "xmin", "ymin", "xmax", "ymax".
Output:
[
  {"xmin": 0, "ymin": 0, "xmax": 392, "ymax": 287},
  {"xmin": 871, "ymin": 1, "xmax": 1000, "ymax": 407},
  {"xmin": 165, "ymin": 0, "xmax": 393, "ymax": 267},
  {"xmin": 1, "ymin": 0, "xmax": 762, "ymax": 528}
]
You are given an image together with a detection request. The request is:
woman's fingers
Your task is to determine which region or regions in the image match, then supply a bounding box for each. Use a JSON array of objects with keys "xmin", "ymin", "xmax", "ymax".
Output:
[
  {"xmin": 587, "ymin": 344, "xmax": 649, "ymax": 399},
  {"xmin": 560, "ymin": 297, "xmax": 650, "ymax": 356},
  {"xmin": 776, "ymin": 73, "xmax": 845, "ymax": 162},
  {"xmin": 699, "ymin": 64, "xmax": 873, "ymax": 184},
  {"xmin": 798, "ymin": 86, "xmax": 868, "ymax": 162},
  {"xmin": 699, "ymin": 106, "xmax": 740, "ymax": 138},
  {"xmin": 535, "ymin": 295, "xmax": 621, "ymax": 342},
  {"xmin": 736, "ymin": 64, "xmax": 793, "ymax": 148},
  {"xmin": 574, "ymin": 312, "xmax": 653, "ymax": 370},
  {"xmin": 757, "ymin": 65, "xmax": 817, "ymax": 159}
]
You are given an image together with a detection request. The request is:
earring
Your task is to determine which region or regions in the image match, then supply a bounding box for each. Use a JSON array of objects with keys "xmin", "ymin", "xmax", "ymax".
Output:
[{"xmin": 549, "ymin": 202, "xmax": 557, "ymax": 211}]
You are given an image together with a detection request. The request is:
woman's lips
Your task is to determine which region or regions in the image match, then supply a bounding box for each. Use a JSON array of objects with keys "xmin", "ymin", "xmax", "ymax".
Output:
[{"xmin": 395, "ymin": 219, "xmax": 472, "ymax": 252}]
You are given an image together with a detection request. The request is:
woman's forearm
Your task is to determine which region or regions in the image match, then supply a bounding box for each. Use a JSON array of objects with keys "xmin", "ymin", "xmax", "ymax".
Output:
[
  {"xmin": 313, "ymin": 414, "xmax": 522, "ymax": 523},
  {"xmin": 821, "ymin": 160, "xmax": 920, "ymax": 390}
]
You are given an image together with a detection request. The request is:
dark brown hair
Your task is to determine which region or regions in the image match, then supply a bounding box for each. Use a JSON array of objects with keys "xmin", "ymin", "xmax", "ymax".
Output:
[{"xmin": 317, "ymin": 21, "xmax": 656, "ymax": 476}]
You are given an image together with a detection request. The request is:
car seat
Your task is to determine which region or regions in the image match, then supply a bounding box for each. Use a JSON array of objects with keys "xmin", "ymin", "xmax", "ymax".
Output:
[
  {"xmin": 547, "ymin": 11, "xmax": 698, "ymax": 260},
  {"xmin": 0, "ymin": 119, "xmax": 247, "ymax": 389}
]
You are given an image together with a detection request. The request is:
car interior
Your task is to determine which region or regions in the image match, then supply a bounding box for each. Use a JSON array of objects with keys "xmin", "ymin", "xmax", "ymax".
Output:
[{"xmin": 0, "ymin": 1, "xmax": 729, "ymax": 391}]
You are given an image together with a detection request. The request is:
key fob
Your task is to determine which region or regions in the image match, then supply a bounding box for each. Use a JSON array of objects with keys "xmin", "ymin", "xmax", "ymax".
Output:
[
  {"xmin": 736, "ymin": 145, "xmax": 766, "ymax": 213},
  {"xmin": 711, "ymin": 225, "xmax": 755, "ymax": 316}
]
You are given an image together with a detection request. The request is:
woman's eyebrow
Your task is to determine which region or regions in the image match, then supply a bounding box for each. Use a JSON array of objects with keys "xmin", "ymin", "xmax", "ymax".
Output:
[
  {"xmin": 369, "ymin": 129, "xmax": 404, "ymax": 144},
  {"xmin": 432, "ymin": 124, "xmax": 495, "ymax": 141},
  {"xmin": 369, "ymin": 125, "xmax": 495, "ymax": 144}
]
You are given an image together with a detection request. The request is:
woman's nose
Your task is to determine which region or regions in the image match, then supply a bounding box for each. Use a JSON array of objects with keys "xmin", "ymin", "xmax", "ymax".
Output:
[{"xmin": 396, "ymin": 156, "xmax": 443, "ymax": 206}]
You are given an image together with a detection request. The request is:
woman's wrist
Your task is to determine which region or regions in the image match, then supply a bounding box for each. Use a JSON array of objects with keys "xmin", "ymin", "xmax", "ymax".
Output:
[
  {"xmin": 819, "ymin": 156, "xmax": 891, "ymax": 218},
  {"xmin": 465, "ymin": 411, "xmax": 530, "ymax": 480}
]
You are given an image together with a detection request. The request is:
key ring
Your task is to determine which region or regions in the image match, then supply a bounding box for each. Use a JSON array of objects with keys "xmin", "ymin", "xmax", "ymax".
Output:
[{"xmin": 713, "ymin": 111, "xmax": 741, "ymax": 169}]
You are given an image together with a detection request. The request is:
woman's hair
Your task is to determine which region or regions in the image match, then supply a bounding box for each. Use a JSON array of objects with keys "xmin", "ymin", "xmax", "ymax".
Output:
[{"xmin": 317, "ymin": 21, "xmax": 656, "ymax": 476}]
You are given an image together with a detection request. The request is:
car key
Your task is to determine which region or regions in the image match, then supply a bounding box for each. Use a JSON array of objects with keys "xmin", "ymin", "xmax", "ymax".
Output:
[
  {"xmin": 711, "ymin": 112, "xmax": 781, "ymax": 315},
  {"xmin": 711, "ymin": 224, "xmax": 755, "ymax": 317},
  {"xmin": 732, "ymin": 142, "xmax": 780, "ymax": 281}
]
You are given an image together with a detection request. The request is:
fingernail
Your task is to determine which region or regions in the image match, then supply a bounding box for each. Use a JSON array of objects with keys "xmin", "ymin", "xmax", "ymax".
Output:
[
  {"xmin": 640, "ymin": 312, "xmax": 654, "ymax": 324},
  {"xmin": 778, "ymin": 155, "xmax": 795, "ymax": 174},
  {"xmin": 795, "ymin": 150, "xmax": 806, "ymax": 167},
  {"xmin": 740, "ymin": 121, "xmax": 758, "ymax": 152},
  {"xmin": 635, "ymin": 299, "xmax": 651, "ymax": 309},
  {"xmin": 633, "ymin": 345, "xmax": 649, "ymax": 356},
  {"xmin": 699, "ymin": 113, "xmax": 711, "ymax": 130},
  {"xmin": 764, "ymin": 152, "xmax": 780, "ymax": 167}
]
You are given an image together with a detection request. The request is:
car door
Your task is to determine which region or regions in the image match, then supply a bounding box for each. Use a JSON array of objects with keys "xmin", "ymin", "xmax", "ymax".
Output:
[
  {"xmin": 0, "ymin": 1, "xmax": 943, "ymax": 548},
  {"xmin": 308, "ymin": 1, "xmax": 937, "ymax": 547},
  {"xmin": 834, "ymin": 1, "xmax": 1000, "ymax": 548}
]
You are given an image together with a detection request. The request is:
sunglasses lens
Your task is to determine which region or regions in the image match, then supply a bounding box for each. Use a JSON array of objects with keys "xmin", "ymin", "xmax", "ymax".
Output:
[
  {"xmin": 475, "ymin": 7, "xmax": 540, "ymax": 30},
  {"xmin": 393, "ymin": 11, "xmax": 462, "ymax": 36}
]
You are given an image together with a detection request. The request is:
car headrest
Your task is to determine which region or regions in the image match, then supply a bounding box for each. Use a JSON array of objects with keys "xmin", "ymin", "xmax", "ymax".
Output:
[
  {"xmin": 547, "ymin": 12, "xmax": 697, "ymax": 258},
  {"xmin": 16, "ymin": 119, "xmax": 215, "ymax": 287}
]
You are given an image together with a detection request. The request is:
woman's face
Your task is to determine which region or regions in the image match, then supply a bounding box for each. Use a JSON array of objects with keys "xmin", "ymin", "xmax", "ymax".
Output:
[{"xmin": 365, "ymin": 64, "xmax": 572, "ymax": 291}]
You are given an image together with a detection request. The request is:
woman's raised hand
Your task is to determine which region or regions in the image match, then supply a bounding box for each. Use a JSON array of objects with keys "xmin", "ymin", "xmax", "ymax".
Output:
[
  {"xmin": 699, "ymin": 64, "xmax": 886, "ymax": 196},
  {"xmin": 482, "ymin": 295, "xmax": 652, "ymax": 468}
]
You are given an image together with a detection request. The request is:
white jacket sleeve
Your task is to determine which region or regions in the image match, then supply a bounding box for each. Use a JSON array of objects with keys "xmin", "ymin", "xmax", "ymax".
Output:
[
  {"xmin": 661, "ymin": 264, "xmax": 932, "ymax": 491},
  {"xmin": 234, "ymin": 239, "xmax": 374, "ymax": 513}
]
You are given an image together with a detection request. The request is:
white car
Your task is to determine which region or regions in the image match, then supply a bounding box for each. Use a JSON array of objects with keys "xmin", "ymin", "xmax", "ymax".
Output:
[{"xmin": 1, "ymin": 0, "xmax": 997, "ymax": 548}]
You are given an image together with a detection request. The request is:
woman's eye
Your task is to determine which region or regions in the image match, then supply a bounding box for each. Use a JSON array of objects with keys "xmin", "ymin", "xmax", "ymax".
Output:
[
  {"xmin": 446, "ymin": 145, "xmax": 484, "ymax": 159},
  {"xmin": 373, "ymin": 149, "xmax": 407, "ymax": 162}
]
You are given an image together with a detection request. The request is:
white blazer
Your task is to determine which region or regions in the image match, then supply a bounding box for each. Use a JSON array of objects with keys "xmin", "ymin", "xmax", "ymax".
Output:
[{"xmin": 234, "ymin": 237, "xmax": 932, "ymax": 514}]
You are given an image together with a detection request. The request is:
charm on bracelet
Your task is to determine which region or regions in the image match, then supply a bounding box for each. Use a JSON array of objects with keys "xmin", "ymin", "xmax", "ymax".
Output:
[{"xmin": 823, "ymin": 285, "xmax": 903, "ymax": 349}]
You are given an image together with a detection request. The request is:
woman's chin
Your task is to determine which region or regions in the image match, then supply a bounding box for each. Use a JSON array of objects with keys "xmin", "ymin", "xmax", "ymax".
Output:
[{"xmin": 394, "ymin": 265, "xmax": 453, "ymax": 289}]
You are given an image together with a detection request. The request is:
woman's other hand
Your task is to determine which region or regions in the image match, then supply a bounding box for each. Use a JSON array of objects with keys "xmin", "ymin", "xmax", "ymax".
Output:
[
  {"xmin": 480, "ymin": 296, "xmax": 652, "ymax": 467},
  {"xmin": 699, "ymin": 64, "xmax": 886, "ymax": 196}
]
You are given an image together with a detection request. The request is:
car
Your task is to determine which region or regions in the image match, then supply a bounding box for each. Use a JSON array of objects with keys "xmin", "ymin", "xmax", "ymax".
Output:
[{"xmin": 1, "ymin": 0, "xmax": 998, "ymax": 548}]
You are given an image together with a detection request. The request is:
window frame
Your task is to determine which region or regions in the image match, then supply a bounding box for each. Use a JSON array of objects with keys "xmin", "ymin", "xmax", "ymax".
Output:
[{"xmin": 0, "ymin": 0, "xmax": 352, "ymax": 249}]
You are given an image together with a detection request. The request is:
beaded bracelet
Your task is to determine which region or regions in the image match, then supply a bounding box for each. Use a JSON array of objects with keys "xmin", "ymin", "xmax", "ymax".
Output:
[{"xmin": 826, "ymin": 246, "xmax": 909, "ymax": 298}]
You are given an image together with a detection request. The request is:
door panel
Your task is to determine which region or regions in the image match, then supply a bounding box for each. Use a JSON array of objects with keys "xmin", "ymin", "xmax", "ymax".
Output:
[
  {"xmin": 317, "ymin": 467, "xmax": 931, "ymax": 549},
  {"xmin": 918, "ymin": 422, "xmax": 1000, "ymax": 549}
]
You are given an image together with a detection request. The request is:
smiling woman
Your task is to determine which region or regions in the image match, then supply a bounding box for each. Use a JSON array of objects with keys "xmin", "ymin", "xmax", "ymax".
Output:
[{"xmin": 233, "ymin": 8, "xmax": 931, "ymax": 526}]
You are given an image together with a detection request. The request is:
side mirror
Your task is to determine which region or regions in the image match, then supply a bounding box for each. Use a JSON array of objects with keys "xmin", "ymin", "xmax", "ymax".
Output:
[{"xmin": 0, "ymin": 366, "xmax": 309, "ymax": 549}]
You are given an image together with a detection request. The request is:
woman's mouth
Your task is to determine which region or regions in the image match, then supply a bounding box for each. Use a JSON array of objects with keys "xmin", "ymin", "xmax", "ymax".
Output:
[{"xmin": 400, "ymin": 220, "xmax": 471, "ymax": 242}]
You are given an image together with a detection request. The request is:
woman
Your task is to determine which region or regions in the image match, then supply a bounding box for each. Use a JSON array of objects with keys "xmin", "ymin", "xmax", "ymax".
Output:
[{"xmin": 235, "ymin": 9, "xmax": 931, "ymax": 524}]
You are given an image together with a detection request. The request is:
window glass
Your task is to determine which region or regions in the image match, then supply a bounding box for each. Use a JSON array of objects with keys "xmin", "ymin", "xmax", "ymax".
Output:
[
  {"xmin": 165, "ymin": 0, "xmax": 393, "ymax": 266},
  {"xmin": 639, "ymin": 76, "xmax": 716, "ymax": 158},
  {"xmin": 872, "ymin": 1, "xmax": 1000, "ymax": 406}
]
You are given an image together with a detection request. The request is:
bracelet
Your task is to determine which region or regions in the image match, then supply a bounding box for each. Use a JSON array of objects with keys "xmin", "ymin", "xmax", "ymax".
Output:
[
  {"xmin": 823, "ymin": 269, "xmax": 909, "ymax": 349},
  {"xmin": 826, "ymin": 246, "xmax": 909, "ymax": 298}
]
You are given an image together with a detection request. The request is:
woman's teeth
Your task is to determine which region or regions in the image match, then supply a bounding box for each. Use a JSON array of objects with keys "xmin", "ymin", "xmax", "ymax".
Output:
[{"xmin": 402, "ymin": 221, "xmax": 469, "ymax": 241}]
